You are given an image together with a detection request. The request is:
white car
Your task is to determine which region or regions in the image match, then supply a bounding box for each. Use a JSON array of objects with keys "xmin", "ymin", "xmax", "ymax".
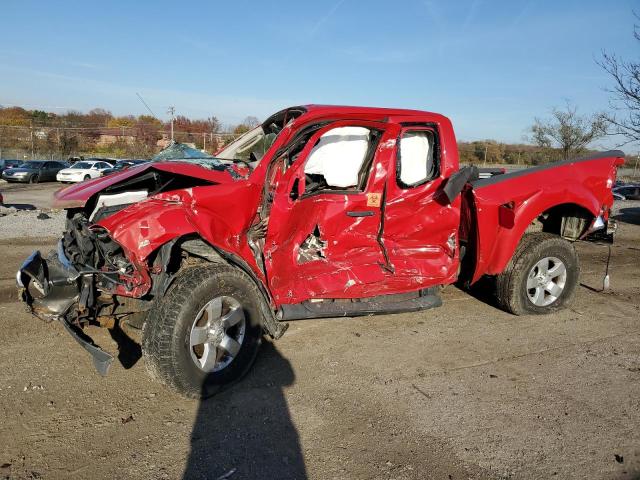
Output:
[{"xmin": 56, "ymin": 161, "xmax": 113, "ymax": 183}]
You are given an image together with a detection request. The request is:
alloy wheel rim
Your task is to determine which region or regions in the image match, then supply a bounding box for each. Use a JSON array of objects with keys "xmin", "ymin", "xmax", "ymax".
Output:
[
  {"xmin": 189, "ymin": 295, "xmax": 246, "ymax": 372},
  {"xmin": 526, "ymin": 256, "xmax": 567, "ymax": 307}
]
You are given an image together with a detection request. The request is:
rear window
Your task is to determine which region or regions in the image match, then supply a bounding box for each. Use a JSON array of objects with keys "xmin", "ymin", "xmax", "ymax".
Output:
[
  {"xmin": 20, "ymin": 161, "xmax": 44, "ymax": 168},
  {"xmin": 72, "ymin": 162, "xmax": 92, "ymax": 169}
]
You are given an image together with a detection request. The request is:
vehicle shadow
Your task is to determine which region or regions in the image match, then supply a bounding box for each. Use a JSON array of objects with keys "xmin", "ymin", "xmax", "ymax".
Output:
[
  {"xmin": 108, "ymin": 321, "xmax": 142, "ymax": 369},
  {"xmin": 459, "ymin": 276, "xmax": 502, "ymax": 310},
  {"xmin": 183, "ymin": 340, "xmax": 306, "ymax": 480},
  {"xmin": 615, "ymin": 207, "xmax": 640, "ymax": 225},
  {"xmin": 1, "ymin": 203, "xmax": 36, "ymax": 210}
]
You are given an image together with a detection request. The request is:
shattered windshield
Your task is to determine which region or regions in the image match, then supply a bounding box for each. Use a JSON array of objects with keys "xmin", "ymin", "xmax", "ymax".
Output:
[{"xmin": 152, "ymin": 142, "xmax": 227, "ymax": 167}]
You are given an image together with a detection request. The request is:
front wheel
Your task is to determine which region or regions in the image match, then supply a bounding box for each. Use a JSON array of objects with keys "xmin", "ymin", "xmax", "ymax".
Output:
[
  {"xmin": 83, "ymin": 174, "xmax": 91, "ymax": 181},
  {"xmin": 29, "ymin": 174, "xmax": 39, "ymax": 184},
  {"xmin": 496, "ymin": 232, "xmax": 580, "ymax": 315},
  {"xmin": 142, "ymin": 264, "xmax": 264, "ymax": 398}
]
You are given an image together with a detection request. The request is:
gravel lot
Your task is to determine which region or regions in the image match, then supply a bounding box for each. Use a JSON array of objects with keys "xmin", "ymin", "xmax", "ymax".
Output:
[
  {"xmin": 0, "ymin": 184, "xmax": 638, "ymax": 479},
  {"xmin": 0, "ymin": 181, "xmax": 66, "ymax": 239},
  {"xmin": 0, "ymin": 209, "xmax": 65, "ymax": 239}
]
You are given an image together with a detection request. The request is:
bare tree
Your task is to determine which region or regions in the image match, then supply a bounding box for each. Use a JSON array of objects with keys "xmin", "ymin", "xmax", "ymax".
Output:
[
  {"xmin": 530, "ymin": 102, "xmax": 607, "ymax": 160},
  {"xmin": 598, "ymin": 14, "xmax": 640, "ymax": 145},
  {"xmin": 242, "ymin": 116, "xmax": 260, "ymax": 128}
]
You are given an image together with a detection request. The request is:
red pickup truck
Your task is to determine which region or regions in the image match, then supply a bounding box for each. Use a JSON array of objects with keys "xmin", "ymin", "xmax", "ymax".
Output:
[{"xmin": 16, "ymin": 105, "xmax": 623, "ymax": 398}]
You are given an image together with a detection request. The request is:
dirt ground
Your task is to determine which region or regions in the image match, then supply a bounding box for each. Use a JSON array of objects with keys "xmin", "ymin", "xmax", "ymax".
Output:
[{"xmin": 0, "ymin": 196, "xmax": 639, "ymax": 479}]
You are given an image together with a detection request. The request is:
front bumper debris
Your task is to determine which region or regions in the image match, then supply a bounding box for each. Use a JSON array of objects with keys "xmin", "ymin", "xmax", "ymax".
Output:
[{"xmin": 17, "ymin": 243, "xmax": 114, "ymax": 376}]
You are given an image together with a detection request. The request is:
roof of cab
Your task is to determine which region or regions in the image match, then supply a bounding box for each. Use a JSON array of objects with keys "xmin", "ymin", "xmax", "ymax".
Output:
[{"xmin": 296, "ymin": 104, "xmax": 450, "ymax": 124}]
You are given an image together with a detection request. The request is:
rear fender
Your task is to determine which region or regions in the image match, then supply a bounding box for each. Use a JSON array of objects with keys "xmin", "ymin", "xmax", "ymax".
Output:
[{"xmin": 471, "ymin": 186, "xmax": 600, "ymax": 283}]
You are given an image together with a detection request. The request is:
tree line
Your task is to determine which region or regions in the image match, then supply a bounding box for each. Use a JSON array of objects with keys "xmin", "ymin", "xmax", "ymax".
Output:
[{"xmin": 0, "ymin": 106, "xmax": 259, "ymax": 160}]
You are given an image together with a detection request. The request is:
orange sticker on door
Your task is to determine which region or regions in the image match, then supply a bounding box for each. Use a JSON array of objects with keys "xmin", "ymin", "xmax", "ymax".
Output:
[{"xmin": 366, "ymin": 192, "xmax": 382, "ymax": 207}]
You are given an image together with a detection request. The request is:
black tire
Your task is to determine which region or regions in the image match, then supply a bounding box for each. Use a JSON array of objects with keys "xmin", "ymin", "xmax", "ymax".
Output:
[
  {"xmin": 29, "ymin": 174, "xmax": 39, "ymax": 184},
  {"xmin": 142, "ymin": 264, "xmax": 264, "ymax": 398},
  {"xmin": 83, "ymin": 175, "xmax": 91, "ymax": 181},
  {"xmin": 496, "ymin": 232, "xmax": 579, "ymax": 315}
]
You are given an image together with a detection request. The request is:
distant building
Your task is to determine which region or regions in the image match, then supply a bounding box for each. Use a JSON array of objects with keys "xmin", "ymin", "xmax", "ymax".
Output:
[{"xmin": 97, "ymin": 128, "xmax": 136, "ymax": 146}]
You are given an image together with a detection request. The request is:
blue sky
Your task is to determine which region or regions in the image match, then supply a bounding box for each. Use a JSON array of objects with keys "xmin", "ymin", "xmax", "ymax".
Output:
[{"xmin": 0, "ymin": 0, "xmax": 638, "ymax": 146}]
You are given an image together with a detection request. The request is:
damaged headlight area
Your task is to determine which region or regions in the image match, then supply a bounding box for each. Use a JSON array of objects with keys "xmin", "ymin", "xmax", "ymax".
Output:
[
  {"xmin": 63, "ymin": 213, "xmax": 135, "ymax": 283},
  {"xmin": 18, "ymin": 213, "xmax": 139, "ymax": 327}
]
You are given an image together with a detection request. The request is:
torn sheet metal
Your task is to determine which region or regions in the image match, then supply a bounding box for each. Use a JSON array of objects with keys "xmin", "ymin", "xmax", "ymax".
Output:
[{"xmin": 296, "ymin": 226, "xmax": 327, "ymax": 263}]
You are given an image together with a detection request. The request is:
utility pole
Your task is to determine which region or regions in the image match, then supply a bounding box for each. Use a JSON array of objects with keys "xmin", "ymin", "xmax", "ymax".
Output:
[
  {"xmin": 167, "ymin": 106, "xmax": 175, "ymax": 141},
  {"xmin": 30, "ymin": 120, "xmax": 34, "ymax": 160},
  {"xmin": 203, "ymin": 132, "xmax": 206, "ymax": 151}
]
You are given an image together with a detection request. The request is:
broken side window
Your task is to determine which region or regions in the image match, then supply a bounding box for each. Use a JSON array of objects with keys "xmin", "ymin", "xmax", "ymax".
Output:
[{"xmin": 398, "ymin": 130, "xmax": 436, "ymax": 187}]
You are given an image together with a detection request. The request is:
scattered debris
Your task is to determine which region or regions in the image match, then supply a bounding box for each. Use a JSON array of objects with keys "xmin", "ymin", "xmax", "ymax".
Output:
[
  {"xmin": 23, "ymin": 383, "xmax": 44, "ymax": 391},
  {"xmin": 36, "ymin": 212, "xmax": 51, "ymax": 220},
  {"xmin": 121, "ymin": 414, "xmax": 135, "ymax": 424},
  {"xmin": 489, "ymin": 374, "xmax": 498, "ymax": 378},
  {"xmin": 615, "ymin": 454, "xmax": 624, "ymax": 464},
  {"xmin": 216, "ymin": 468, "xmax": 237, "ymax": 480}
]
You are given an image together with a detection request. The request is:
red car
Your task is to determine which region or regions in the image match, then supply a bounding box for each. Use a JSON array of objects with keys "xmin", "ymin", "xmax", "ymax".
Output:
[{"xmin": 16, "ymin": 105, "xmax": 623, "ymax": 398}]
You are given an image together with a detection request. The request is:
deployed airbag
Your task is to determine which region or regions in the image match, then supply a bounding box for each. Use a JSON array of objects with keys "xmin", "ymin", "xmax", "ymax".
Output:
[
  {"xmin": 399, "ymin": 131, "xmax": 433, "ymax": 185},
  {"xmin": 304, "ymin": 127, "xmax": 370, "ymax": 188}
]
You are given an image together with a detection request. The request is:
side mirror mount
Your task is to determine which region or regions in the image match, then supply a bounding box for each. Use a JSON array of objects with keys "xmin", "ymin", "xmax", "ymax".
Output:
[{"xmin": 442, "ymin": 166, "xmax": 479, "ymax": 203}]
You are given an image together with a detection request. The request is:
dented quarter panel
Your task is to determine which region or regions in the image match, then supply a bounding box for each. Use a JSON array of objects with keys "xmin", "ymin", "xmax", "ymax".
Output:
[{"xmin": 94, "ymin": 180, "xmax": 266, "ymax": 298}]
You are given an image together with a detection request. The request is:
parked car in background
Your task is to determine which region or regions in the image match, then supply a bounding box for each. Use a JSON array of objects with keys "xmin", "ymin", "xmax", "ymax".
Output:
[
  {"xmin": 56, "ymin": 160, "xmax": 113, "ymax": 183},
  {"xmin": 0, "ymin": 159, "xmax": 23, "ymax": 175},
  {"xmin": 612, "ymin": 185, "xmax": 640, "ymax": 200},
  {"xmin": 1, "ymin": 160, "xmax": 68, "ymax": 183},
  {"xmin": 100, "ymin": 159, "xmax": 147, "ymax": 176},
  {"xmin": 86, "ymin": 157, "xmax": 118, "ymax": 166}
]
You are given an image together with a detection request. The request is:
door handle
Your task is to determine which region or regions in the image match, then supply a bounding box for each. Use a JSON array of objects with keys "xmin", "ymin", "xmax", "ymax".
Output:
[{"xmin": 346, "ymin": 210, "xmax": 375, "ymax": 217}]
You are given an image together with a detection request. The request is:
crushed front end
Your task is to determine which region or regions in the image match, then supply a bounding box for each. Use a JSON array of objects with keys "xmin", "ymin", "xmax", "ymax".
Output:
[{"xmin": 16, "ymin": 212, "xmax": 147, "ymax": 375}]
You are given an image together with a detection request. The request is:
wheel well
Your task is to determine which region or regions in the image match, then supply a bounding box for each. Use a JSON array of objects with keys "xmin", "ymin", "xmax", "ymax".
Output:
[
  {"xmin": 148, "ymin": 235, "xmax": 286, "ymax": 339},
  {"xmin": 526, "ymin": 203, "xmax": 594, "ymax": 241}
]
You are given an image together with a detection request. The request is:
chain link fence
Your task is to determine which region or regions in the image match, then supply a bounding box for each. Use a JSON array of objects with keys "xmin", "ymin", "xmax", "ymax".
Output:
[{"xmin": 0, "ymin": 124, "xmax": 242, "ymax": 161}]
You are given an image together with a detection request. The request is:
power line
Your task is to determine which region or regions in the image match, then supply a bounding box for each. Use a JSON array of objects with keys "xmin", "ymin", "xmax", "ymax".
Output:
[{"xmin": 136, "ymin": 93, "xmax": 157, "ymax": 118}]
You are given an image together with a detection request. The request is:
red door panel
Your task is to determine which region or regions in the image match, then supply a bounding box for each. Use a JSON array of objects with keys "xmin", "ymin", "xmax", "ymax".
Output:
[
  {"xmin": 382, "ymin": 126, "xmax": 461, "ymax": 288},
  {"xmin": 264, "ymin": 121, "xmax": 400, "ymax": 305}
]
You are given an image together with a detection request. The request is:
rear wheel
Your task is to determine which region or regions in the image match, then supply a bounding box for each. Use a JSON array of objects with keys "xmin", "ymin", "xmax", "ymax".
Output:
[
  {"xmin": 29, "ymin": 174, "xmax": 39, "ymax": 184},
  {"xmin": 142, "ymin": 264, "xmax": 264, "ymax": 398},
  {"xmin": 496, "ymin": 232, "xmax": 579, "ymax": 315}
]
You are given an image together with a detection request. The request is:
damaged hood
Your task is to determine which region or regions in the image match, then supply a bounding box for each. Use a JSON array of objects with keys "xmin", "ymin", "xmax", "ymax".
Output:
[{"xmin": 53, "ymin": 161, "xmax": 236, "ymax": 208}]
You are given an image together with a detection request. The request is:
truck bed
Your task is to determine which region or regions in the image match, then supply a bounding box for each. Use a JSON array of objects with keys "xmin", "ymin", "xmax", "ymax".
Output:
[{"xmin": 465, "ymin": 150, "xmax": 624, "ymax": 283}]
